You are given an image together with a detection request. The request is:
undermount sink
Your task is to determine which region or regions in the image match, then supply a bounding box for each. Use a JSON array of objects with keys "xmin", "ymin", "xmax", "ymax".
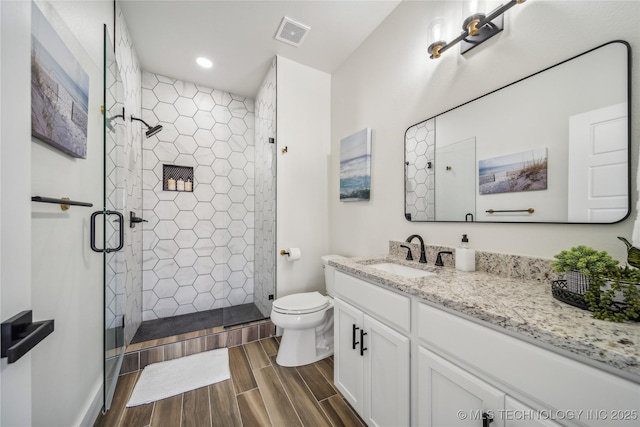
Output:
[{"xmin": 369, "ymin": 262, "xmax": 435, "ymax": 279}]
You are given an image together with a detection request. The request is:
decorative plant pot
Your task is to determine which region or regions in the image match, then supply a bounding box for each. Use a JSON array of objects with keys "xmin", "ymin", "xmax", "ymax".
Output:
[
  {"xmin": 565, "ymin": 270, "xmax": 590, "ymax": 294},
  {"xmin": 603, "ymin": 280, "xmax": 640, "ymax": 303}
]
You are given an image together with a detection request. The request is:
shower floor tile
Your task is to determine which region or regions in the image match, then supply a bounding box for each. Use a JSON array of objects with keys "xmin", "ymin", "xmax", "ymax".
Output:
[
  {"xmin": 130, "ymin": 304, "xmax": 267, "ymax": 344},
  {"xmin": 222, "ymin": 303, "xmax": 265, "ymax": 327}
]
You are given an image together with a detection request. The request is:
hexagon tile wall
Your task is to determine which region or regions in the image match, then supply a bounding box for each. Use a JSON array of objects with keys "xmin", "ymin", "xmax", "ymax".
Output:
[
  {"xmin": 141, "ymin": 71, "xmax": 255, "ymax": 321},
  {"xmin": 405, "ymin": 118, "xmax": 435, "ymax": 221},
  {"xmin": 115, "ymin": 4, "xmax": 144, "ymax": 344}
]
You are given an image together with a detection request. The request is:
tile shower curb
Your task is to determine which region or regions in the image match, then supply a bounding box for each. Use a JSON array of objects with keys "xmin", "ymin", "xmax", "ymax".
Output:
[{"xmin": 120, "ymin": 319, "xmax": 276, "ymax": 374}]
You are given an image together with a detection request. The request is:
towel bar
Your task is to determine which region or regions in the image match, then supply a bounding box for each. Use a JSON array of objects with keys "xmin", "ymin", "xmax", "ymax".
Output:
[{"xmin": 32, "ymin": 196, "xmax": 93, "ymax": 210}]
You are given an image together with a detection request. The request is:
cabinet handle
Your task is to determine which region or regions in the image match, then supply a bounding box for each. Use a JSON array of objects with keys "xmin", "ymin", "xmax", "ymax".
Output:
[
  {"xmin": 360, "ymin": 330, "xmax": 368, "ymax": 356},
  {"xmin": 482, "ymin": 412, "xmax": 494, "ymax": 427},
  {"xmin": 352, "ymin": 324, "xmax": 359, "ymax": 350}
]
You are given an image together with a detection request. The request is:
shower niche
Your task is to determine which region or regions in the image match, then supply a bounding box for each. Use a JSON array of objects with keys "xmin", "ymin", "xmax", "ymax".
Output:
[{"xmin": 162, "ymin": 164, "xmax": 193, "ymax": 191}]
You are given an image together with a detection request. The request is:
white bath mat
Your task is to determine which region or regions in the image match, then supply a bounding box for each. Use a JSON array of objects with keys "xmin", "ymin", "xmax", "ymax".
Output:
[{"xmin": 127, "ymin": 348, "xmax": 230, "ymax": 407}]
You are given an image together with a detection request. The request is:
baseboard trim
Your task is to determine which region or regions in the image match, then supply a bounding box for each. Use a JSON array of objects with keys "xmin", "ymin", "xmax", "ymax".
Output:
[{"xmin": 77, "ymin": 379, "xmax": 103, "ymax": 427}]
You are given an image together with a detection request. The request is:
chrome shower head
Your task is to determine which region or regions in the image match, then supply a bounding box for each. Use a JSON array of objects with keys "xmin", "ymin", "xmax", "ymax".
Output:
[{"xmin": 130, "ymin": 116, "xmax": 163, "ymax": 139}]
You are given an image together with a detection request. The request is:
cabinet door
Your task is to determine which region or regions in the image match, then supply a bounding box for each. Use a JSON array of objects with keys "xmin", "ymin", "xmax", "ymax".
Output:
[
  {"xmin": 364, "ymin": 315, "xmax": 411, "ymax": 427},
  {"xmin": 334, "ymin": 298, "xmax": 364, "ymax": 414},
  {"xmin": 504, "ymin": 396, "xmax": 563, "ymax": 427},
  {"xmin": 417, "ymin": 346, "xmax": 505, "ymax": 427}
]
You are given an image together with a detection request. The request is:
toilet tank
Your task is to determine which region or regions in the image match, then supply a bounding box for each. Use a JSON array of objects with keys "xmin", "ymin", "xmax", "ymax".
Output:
[{"xmin": 321, "ymin": 255, "xmax": 344, "ymax": 296}]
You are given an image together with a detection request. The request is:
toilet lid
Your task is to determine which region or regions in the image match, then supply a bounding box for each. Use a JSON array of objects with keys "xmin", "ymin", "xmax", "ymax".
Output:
[{"xmin": 272, "ymin": 291, "xmax": 329, "ymax": 314}]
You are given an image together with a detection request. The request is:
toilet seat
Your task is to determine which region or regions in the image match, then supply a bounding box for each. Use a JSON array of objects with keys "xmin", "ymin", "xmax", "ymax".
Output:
[{"xmin": 272, "ymin": 291, "xmax": 330, "ymax": 315}]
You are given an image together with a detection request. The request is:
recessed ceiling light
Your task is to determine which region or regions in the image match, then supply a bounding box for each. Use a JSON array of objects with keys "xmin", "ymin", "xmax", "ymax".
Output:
[{"xmin": 196, "ymin": 57, "xmax": 213, "ymax": 68}]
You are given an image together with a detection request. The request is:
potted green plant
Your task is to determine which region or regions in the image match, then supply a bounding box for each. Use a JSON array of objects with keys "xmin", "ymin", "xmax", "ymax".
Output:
[
  {"xmin": 550, "ymin": 245, "xmax": 619, "ymax": 294},
  {"xmin": 584, "ymin": 266, "xmax": 640, "ymax": 322}
]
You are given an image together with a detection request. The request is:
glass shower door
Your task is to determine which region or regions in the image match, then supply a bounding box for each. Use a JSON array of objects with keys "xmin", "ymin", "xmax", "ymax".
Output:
[{"xmin": 101, "ymin": 25, "xmax": 126, "ymax": 411}]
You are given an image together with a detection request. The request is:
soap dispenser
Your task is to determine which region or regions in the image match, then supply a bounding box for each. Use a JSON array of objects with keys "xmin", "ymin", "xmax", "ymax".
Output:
[{"xmin": 455, "ymin": 234, "xmax": 476, "ymax": 272}]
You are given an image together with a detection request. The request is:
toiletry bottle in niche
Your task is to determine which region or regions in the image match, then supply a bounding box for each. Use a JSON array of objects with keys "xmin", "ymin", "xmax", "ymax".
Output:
[
  {"xmin": 185, "ymin": 178, "xmax": 193, "ymax": 192},
  {"xmin": 167, "ymin": 178, "xmax": 176, "ymax": 191},
  {"xmin": 455, "ymin": 234, "xmax": 476, "ymax": 272},
  {"xmin": 176, "ymin": 178, "xmax": 185, "ymax": 191}
]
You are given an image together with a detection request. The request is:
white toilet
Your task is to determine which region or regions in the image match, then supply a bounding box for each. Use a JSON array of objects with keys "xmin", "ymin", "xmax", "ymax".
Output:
[{"xmin": 270, "ymin": 254, "xmax": 343, "ymax": 367}]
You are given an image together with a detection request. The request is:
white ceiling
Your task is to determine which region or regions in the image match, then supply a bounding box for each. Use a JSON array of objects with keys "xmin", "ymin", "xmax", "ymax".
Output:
[{"xmin": 120, "ymin": 0, "xmax": 402, "ymax": 99}]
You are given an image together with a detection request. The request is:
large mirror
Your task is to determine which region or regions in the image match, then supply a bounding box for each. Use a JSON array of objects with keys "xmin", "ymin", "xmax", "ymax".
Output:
[{"xmin": 405, "ymin": 41, "xmax": 630, "ymax": 223}]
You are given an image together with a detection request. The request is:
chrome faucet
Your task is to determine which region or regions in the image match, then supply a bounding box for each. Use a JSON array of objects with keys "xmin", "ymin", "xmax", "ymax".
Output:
[{"xmin": 405, "ymin": 234, "xmax": 427, "ymax": 263}]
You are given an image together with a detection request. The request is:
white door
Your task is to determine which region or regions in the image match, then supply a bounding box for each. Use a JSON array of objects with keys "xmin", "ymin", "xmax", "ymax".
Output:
[
  {"xmin": 568, "ymin": 103, "xmax": 628, "ymax": 222},
  {"xmin": 364, "ymin": 315, "xmax": 410, "ymax": 427},
  {"xmin": 504, "ymin": 396, "xmax": 563, "ymax": 427},
  {"xmin": 417, "ymin": 346, "xmax": 505, "ymax": 427},
  {"xmin": 334, "ymin": 298, "xmax": 365, "ymax": 414},
  {"xmin": 1, "ymin": 1, "xmax": 33, "ymax": 425}
]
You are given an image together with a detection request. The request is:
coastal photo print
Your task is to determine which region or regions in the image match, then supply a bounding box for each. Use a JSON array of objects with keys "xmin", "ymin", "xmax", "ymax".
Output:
[
  {"xmin": 31, "ymin": 3, "xmax": 89, "ymax": 158},
  {"xmin": 340, "ymin": 128, "xmax": 372, "ymax": 201},
  {"xmin": 478, "ymin": 148, "xmax": 547, "ymax": 195}
]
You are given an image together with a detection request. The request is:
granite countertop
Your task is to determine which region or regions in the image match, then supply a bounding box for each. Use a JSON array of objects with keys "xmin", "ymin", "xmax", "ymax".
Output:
[{"xmin": 330, "ymin": 255, "xmax": 640, "ymax": 380}]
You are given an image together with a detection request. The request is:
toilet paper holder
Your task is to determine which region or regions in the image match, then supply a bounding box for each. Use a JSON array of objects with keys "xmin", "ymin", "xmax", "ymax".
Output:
[{"xmin": 280, "ymin": 248, "xmax": 302, "ymax": 261}]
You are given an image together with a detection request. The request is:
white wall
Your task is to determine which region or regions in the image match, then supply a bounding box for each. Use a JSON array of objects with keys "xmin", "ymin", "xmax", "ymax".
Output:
[
  {"xmin": 330, "ymin": 0, "xmax": 640, "ymax": 261},
  {"xmin": 1, "ymin": 2, "xmax": 33, "ymax": 425},
  {"xmin": 276, "ymin": 56, "xmax": 332, "ymax": 297},
  {"xmin": 2, "ymin": 1, "xmax": 113, "ymax": 424}
]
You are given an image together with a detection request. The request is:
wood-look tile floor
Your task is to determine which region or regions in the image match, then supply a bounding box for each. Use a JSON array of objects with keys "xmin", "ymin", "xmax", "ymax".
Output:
[{"xmin": 94, "ymin": 337, "xmax": 365, "ymax": 427}]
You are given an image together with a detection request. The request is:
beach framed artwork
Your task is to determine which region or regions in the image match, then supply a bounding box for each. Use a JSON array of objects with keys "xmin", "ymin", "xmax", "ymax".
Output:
[
  {"xmin": 31, "ymin": 3, "xmax": 89, "ymax": 158},
  {"xmin": 340, "ymin": 128, "xmax": 372, "ymax": 201},
  {"xmin": 479, "ymin": 148, "xmax": 547, "ymax": 195}
]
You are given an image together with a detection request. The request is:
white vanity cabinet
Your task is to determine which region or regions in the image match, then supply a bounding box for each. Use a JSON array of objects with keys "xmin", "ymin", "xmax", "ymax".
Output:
[
  {"xmin": 417, "ymin": 345, "xmax": 562, "ymax": 427},
  {"xmin": 334, "ymin": 271, "xmax": 411, "ymax": 426},
  {"xmin": 333, "ymin": 269, "xmax": 640, "ymax": 427},
  {"xmin": 416, "ymin": 302, "xmax": 640, "ymax": 427},
  {"xmin": 417, "ymin": 345, "xmax": 506, "ymax": 427}
]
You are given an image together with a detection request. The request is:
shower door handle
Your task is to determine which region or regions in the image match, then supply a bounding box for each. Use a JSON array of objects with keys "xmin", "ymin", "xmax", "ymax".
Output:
[{"xmin": 90, "ymin": 210, "xmax": 124, "ymax": 253}]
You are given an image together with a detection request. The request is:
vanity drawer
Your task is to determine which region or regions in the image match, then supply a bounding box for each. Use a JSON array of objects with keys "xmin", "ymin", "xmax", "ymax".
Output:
[{"xmin": 335, "ymin": 271, "xmax": 410, "ymax": 334}]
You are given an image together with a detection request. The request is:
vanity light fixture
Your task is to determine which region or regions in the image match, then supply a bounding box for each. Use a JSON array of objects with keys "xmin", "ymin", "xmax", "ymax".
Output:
[
  {"xmin": 428, "ymin": 0, "xmax": 526, "ymax": 60},
  {"xmin": 196, "ymin": 56, "xmax": 213, "ymax": 68}
]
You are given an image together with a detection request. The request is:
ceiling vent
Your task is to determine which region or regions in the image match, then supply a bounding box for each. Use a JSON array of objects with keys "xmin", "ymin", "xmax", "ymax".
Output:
[{"xmin": 274, "ymin": 16, "xmax": 310, "ymax": 47}]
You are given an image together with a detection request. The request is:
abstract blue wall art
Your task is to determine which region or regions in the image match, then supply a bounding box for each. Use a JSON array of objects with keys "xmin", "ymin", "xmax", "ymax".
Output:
[{"xmin": 340, "ymin": 128, "xmax": 372, "ymax": 201}]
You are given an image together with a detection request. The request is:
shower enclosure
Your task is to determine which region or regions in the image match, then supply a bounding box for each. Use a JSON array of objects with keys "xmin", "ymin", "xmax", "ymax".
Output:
[
  {"xmin": 253, "ymin": 58, "xmax": 278, "ymax": 317},
  {"xmin": 134, "ymin": 59, "xmax": 279, "ymax": 336},
  {"xmin": 101, "ymin": 26, "xmax": 126, "ymax": 411},
  {"xmin": 100, "ymin": 28, "xmax": 279, "ymax": 405}
]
